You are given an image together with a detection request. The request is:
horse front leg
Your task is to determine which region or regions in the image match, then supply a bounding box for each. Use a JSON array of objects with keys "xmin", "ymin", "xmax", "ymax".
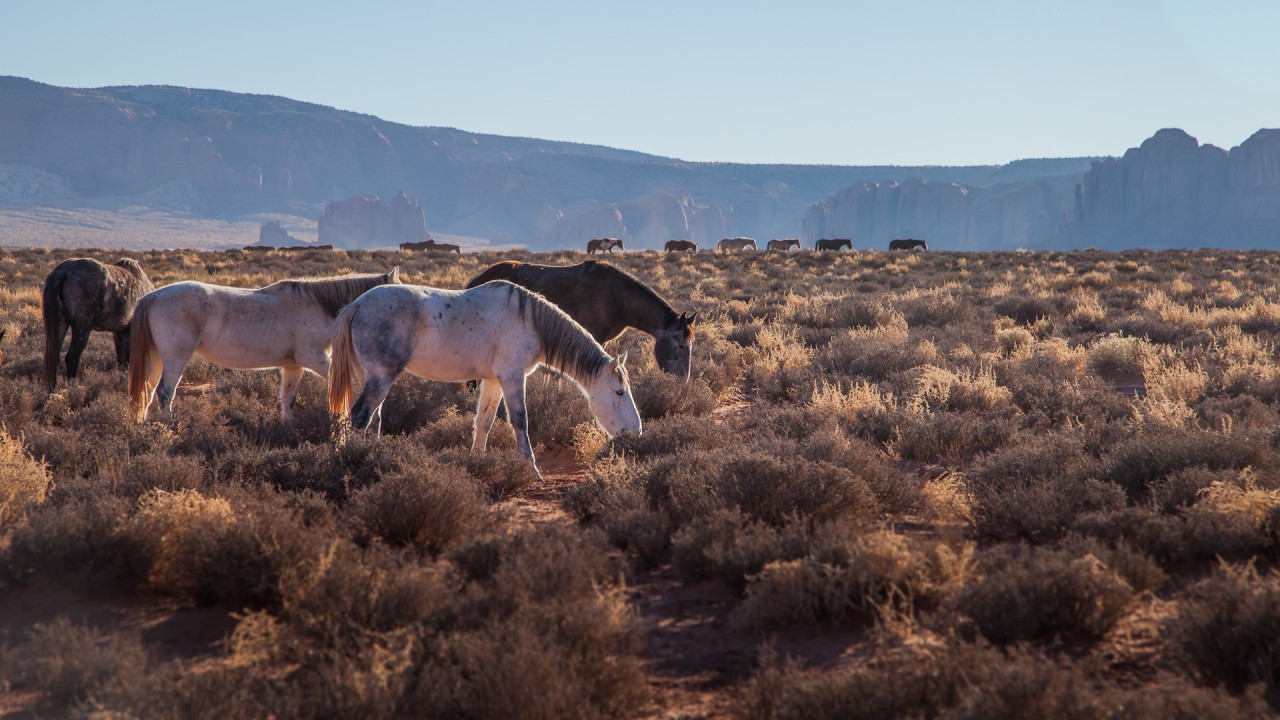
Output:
[
  {"xmin": 279, "ymin": 366, "xmax": 304, "ymax": 422},
  {"xmin": 498, "ymin": 373, "xmax": 540, "ymax": 477},
  {"xmin": 471, "ymin": 379, "xmax": 503, "ymax": 452}
]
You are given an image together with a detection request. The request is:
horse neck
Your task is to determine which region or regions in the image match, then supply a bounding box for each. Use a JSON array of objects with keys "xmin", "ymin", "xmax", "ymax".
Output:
[
  {"xmin": 613, "ymin": 276, "xmax": 678, "ymax": 334},
  {"xmin": 519, "ymin": 288, "xmax": 612, "ymax": 386}
]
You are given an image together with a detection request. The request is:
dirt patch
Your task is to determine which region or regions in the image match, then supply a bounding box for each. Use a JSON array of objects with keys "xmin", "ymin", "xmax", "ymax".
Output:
[
  {"xmin": 0, "ymin": 576, "xmax": 239, "ymax": 718},
  {"xmin": 492, "ymin": 439, "xmax": 871, "ymax": 718},
  {"xmin": 1100, "ymin": 369, "xmax": 1147, "ymax": 397},
  {"xmin": 0, "ymin": 576, "xmax": 238, "ymax": 664},
  {"xmin": 630, "ymin": 565, "xmax": 871, "ymax": 719}
]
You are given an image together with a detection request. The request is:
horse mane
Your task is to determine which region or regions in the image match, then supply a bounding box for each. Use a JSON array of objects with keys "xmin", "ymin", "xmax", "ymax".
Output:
[
  {"xmin": 273, "ymin": 271, "xmax": 394, "ymax": 317},
  {"xmin": 500, "ymin": 282, "xmax": 611, "ymax": 382},
  {"xmin": 586, "ymin": 261, "xmax": 684, "ymax": 328},
  {"xmin": 114, "ymin": 258, "xmax": 147, "ymax": 279}
]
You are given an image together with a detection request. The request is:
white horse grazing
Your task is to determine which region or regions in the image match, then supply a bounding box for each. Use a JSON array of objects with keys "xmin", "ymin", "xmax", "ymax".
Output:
[
  {"xmin": 128, "ymin": 269, "xmax": 400, "ymax": 422},
  {"xmin": 718, "ymin": 237, "xmax": 757, "ymax": 252},
  {"xmin": 328, "ymin": 280, "xmax": 642, "ymax": 476}
]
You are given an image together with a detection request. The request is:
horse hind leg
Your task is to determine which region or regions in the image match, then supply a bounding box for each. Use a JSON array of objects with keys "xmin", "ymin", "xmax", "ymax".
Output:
[
  {"xmin": 112, "ymin": 329, "xmax": 130, "ymax": 369},
  {"xmin": 65, "ymin": 326, "xmax": 92, "ymax": 380},
  {"xmin": 350, "ymin": 375, "xmax": 393, "ymax": 434},
  {"xmin": 155, "ymin": 347, "xmax": 193, "ymax": 415},
  {"xmin": 279, "ymin": 366, "xmax": 304, "ymax": 422}
]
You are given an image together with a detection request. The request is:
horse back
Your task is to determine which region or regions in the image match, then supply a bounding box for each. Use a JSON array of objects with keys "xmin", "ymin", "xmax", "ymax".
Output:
[
  {"xmin": 465, "ymin": 261, "xmax": 522, "ymax": 289},
  {"xmin": 44, "ymin": 258, "xmax": 116, "ymax": 329}
]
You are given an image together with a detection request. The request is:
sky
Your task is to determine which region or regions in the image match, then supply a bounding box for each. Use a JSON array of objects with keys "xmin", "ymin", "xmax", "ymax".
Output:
[{"xmin": 3, "ymin": 0, "xmax": 1278, "ymax": 166}]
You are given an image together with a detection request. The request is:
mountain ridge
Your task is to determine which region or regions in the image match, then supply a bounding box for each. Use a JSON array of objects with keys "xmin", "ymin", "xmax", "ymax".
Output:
[{"xmin": 0, "ymin": 75, "xmax": 1190, "ymax": 250}]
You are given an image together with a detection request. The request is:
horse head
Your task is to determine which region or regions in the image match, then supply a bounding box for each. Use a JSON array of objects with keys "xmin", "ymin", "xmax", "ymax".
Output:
[
  {"xmin": 654, "ymin": 310, "xmax": 697, "ymax": 380},
  {"xmin": 586, "ymin": 353, "xmax": 642, "ymax": 436},
  {"xmin": 386, "ymin": 267, "xmax": 402, "ymax": 284}
]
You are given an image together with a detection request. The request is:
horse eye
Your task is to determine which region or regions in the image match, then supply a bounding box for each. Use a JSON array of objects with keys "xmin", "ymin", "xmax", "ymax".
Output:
[{"xmin": 615, "ymin": 389, "xmax": 625, "ymax": 396}]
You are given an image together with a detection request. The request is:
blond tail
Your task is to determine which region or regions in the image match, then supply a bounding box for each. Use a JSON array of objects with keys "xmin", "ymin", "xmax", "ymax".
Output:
[
  {"xmin": 127, "ymin": 298, "xmax": 155, "ymax": 423},
  {"xmin": 328, "ymin": 307, "xmax": 360, "ymax": 417}
]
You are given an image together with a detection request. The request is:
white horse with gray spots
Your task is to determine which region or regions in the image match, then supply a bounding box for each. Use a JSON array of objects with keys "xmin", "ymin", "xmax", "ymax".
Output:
[
  {"xmin": 128, "ymin": 269, "xmax": 400, "ymax": 422},
  {"xmin": 328, "ymin": 280, "xmax": 642, "ymax": 477}
]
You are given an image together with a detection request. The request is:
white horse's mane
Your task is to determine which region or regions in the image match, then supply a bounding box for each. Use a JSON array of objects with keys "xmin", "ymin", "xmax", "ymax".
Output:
[
  {"xmin": 499, "ymin": 282, "xmax": 613, "ymax": 382},
  {"xmin": 272, "ymin": 271, "xmax": 394, "ymax": 317}
]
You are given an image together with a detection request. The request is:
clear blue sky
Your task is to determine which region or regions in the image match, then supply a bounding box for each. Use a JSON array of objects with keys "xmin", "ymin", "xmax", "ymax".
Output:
[{"xmin": 3, "ymin": 1, "xmax": 1277, "ymax": 165}]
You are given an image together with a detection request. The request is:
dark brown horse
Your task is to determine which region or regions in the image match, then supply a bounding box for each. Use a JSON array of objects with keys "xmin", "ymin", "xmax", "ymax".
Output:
[
  {"xmin": 816, "ymin": 238, "xmax": 852, "ymax": 251},
  {"xmin": 466, "ymin": 260, "xmax": 697, "ymax": 378},
  {"xmin": 280, "ymin": 244, "xmax": 335, "ymax": 252},
  {"xmin": 889, "ymin": 238, "xmax": 928, "ymax": 250},
  {"xmin": 401, "ymin": 239, "xmax": 460, "ymax": 254},
  {"xmin": 665, "ymin": 239, "xmax": 698, "ymax": 253},
  {"xmin": 767, "ymin": 238, "xmax": 801, "ymax": 251},
  {"xmin": 43, "ymin": 257, "xmax": 155, "ymax": 390}
]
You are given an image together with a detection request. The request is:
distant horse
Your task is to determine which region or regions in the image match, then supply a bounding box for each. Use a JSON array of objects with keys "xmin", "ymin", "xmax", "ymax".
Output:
[
  {"xmin": 401, "ymin": 239, "xmax": 461, "ymax": 254},
  {"xmin": 43, "ymin": 257, "xmax": 155, "ymax": 390},
  {"xmin": 664, "ymin": 240, "xmax": 698, "ymax": 253},
  {"xmin": 280, "ymin": 244, "xmax": 334, "ymax": 252},
  {"xmin": 466, "ymin": 260, "xmax": 697, "ymax": 378},
  {"xmin": 717, "ymin": 237, "xmax": 757, "ymax": 252},
  {"xmin": 587, "ymin": 237, "xmax": 624, "ymax": 254},
  {"xmin": 243, "ymin": 245, "xmax": 273, "ymax": 253},
  {"xmin": 767, "ymin": 238, "xmax": 801, "ymax": 252},
  {"xmin": 889, "ymin": 238, "xmax": 928, "ymax": 250},
  {"xmin": 816, "ymin": 238, "xmax": 852, "ymax": 251},
  {"xmin": 329, "ymin": 281, "xmax": 642, "ymax": 476},
  {"xmin": 128, "ymin": 269, "xmax": 400, "ymax": 422}
]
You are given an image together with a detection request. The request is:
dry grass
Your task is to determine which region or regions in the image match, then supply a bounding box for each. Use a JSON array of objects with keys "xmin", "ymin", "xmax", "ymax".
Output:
[{"xmin": 6, "ymin": 246, "xmax": 1280, "ymax": 715}]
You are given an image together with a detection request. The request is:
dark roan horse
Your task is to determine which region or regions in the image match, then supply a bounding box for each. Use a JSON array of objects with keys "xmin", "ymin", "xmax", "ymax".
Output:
[
  {"xmin": 889, "ymin": 238, "xmax": 928, "ymax": 250},
  {"xmin": 465, "ymin": 260, "xmax": 697, "ymax": 378},
  {"xmin": 816, "ymin": 238, "xmax": 853, "ymax": 251},
  {"xmin": 43, "ymin": 257, "xmax": 154, "ymax": 390}
]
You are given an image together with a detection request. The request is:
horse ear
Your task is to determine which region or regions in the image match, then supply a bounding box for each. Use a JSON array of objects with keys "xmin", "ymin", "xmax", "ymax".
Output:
[
  {"xmin": 684, "ymin": 310, "xmax": 698, "ymax": 325},
  {"xmin": 389, "ymin": 267, "xmax": 401, "ymax": 283}
]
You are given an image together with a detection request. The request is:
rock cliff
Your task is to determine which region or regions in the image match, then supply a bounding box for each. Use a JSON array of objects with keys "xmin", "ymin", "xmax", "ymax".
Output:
[
  {"xmin": 1074, "ymin": 128, "xmax": 1280, "ymax": 247},
  {"xmin": 317, "ymin": 191, "xmax": 428, "ymax": 249},
  {"xmin": 256, "ymin": 220, "xmax": 296, "ymax": 247},
  {"xmin": 803, "ymin": 177, "xmax": 1071, "ymax": 250}
]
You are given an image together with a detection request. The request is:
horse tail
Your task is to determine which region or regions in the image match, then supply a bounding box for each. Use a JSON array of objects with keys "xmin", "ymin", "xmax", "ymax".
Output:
[
  {"xmin": 328, "ymin": 307, "xmax": 360, "ymax": 417},
  {"xmin": 127, "ymin": 297, "xmax": 155, "ymax": 423},
  {"xmin": 41, "ymin": 270, "xmax": 66, "ymax": 390}
]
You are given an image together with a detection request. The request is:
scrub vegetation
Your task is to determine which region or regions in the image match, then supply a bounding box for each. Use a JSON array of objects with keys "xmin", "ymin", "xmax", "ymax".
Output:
[{"xmin": 3, "ymin": 245, "xmax": 1280, "ymax": 717}]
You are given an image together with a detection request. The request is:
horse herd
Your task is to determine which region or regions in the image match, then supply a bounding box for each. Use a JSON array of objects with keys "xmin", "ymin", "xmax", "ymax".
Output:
[
  {"xmin": 37, "ymin": 257, "xmax": 698, "ymax": 476},
  {"xmin": 241, "ymin": 236, "xmax": 929, "ymax": 256},
  {"xmin": 662, "ymin": 237, "xmax": 927, "ymax": 253}
]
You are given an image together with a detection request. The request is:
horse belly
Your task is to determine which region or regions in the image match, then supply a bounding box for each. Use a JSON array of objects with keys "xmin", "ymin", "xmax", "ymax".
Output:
[{"xmin": 196, "ymin": 319, "xmax": 321, "ymax": 371}]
